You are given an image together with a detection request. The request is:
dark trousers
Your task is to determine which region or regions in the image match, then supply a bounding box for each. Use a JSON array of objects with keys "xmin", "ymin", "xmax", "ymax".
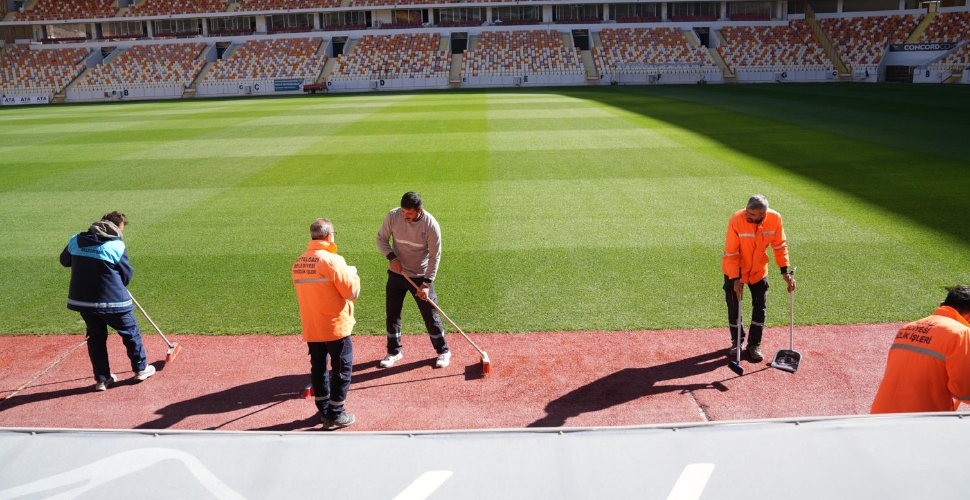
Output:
[
  {"xmin": 724, "ymin": 276, "xmax": 769, "ymax": 347},
  {"xmin": 385, "ymin": 271, "xmax": 449, "ymax": 355},
  {"xmin": 80, "ymin": 310, "xmax": 147, "ymax": 382},
  {"xmin": 308, "ymin": 337, "xmax": 353, "ymax": 418}
]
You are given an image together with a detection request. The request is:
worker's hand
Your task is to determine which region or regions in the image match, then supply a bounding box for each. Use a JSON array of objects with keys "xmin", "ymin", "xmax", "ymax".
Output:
[
  {"xmin": 783, "ymin": 272, "xmax": 796, "ymax": 293},
  {"xmin": 416, "ymin": 284, "xmax": 430, "ymax": 302},
  {"xmin": 733, "ymin": 278, "xmax": 744, "ymax": 300},
  {"xmin": 389, "ymin": 258, "xmax": 403, "ymax": 275}
]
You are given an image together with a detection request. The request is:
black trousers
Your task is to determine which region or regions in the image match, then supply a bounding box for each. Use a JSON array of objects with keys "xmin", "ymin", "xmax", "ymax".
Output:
[
  {"xmin": 724, "ymin": 276, "xmax": 769, "ymax": 347},
  {"xmin": 385, "ymin": 271, "xmax": 448, "ymax": 355},
  {"xmin": 308, "ymin": 337, "xmax": 353, "ymax": 418}
]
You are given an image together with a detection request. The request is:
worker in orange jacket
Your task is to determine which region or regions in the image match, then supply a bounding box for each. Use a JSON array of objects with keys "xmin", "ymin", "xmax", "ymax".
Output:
[
  {"xmin": 722, "ymin": 195, "xmax": 795, "ymax": 362},
  {"xmin": 292, "ymin": 218, "xmax": 361, "ymax": 430},
  {"xmin": 871, "ymin": 285, "xmax": 970, "ymax": 414}
]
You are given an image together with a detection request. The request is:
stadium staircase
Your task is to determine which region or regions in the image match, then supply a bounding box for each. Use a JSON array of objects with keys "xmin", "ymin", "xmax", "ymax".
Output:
[
  {"xmin": 449, "ymin": 54, "xmax": 462, "ymax": 86},
  {"xmin": 319, "ymin": 58, "xmax": 338, "ymax": 83},
  {"xmin": 340, "ymin": 0, "xmax": 351, "ymax": 7},
  {"xmin": 182, "ymin": 45, "xmax": 215, "ymax": 99},
  {"xmin": 805, "ymin": 4, "xmax": 852, "ymax": 81},
  {"xmin": 581, "ymin": 50, "xmax": 598, "ymax": 82},
  {"xmin": 2, "ymin": 11, "xmax": 15, "ymax": 21},
  {"xmin": 905, "ymin": 11, "xmax": 938, "ymax": 43},
  {"xmin": 710, "ymin": 31, "xmax": 737, "ymax": 83},
  {"xmin": 227, "ymin": 2, "xmax": 239, "ymax": 12},
  {"xmin": 683, "ymin": 29, "xmax": 700, "ymax": 48}
]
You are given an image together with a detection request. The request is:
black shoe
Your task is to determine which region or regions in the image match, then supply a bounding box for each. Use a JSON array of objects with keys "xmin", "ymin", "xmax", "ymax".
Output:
[
  {"xmin": 747, "ymin": 344, "xmax": 764, "ymax": 362},
  {"xmin": 727, "ymin": 345, "xmax": 739, "ymax": 357}
]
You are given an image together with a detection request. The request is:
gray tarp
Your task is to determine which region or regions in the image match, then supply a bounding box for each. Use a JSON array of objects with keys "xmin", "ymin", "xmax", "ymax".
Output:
[{"xmin": 1, "ymin": 413, "xmax": 967, "ymax": 499}]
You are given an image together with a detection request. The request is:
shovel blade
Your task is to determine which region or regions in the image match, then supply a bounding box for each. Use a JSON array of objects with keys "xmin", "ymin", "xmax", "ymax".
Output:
[
  {"xmin": 728, "ymin": 360, "xmax": 745, "ymax": 376},
  {"xmin": 770, "ymin": 349, "xmax": 801, "ymax": 373}
]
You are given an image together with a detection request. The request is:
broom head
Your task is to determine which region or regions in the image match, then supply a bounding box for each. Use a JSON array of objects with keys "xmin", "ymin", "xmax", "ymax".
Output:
[
  {"xmin": 728, "ymin": 360, "xmax": 745, "ymax": 376},
  {"xmin": 165, "ymin": 342, "xmax": 182, "ymax": 363},
  {"xmin": 301, "ymin": 384, "xmax": 314, "ymax": 399},
  {"xmin": 481, "ymin": 351, "xmax": 491, "ymax": 375},
  {"xmin": 770, "ymin": 349, "xmax": 802, "ymax": 373}
]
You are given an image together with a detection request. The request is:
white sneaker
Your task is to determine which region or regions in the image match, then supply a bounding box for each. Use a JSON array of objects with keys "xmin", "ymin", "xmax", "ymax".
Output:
[
  {"xmin": 135, "ymin": 364, "xmax": 156, "ymax": 381},
  {"xmin": 379, "ymin": 353, "xmax": 403, "ymax": 368},
  {"xmin": 94, "ymin": 374, "xmax": 117, "ymax": 392},
  {"xmin": 435, "ymin": 351, "xmax": 451, "ymax": 368}
]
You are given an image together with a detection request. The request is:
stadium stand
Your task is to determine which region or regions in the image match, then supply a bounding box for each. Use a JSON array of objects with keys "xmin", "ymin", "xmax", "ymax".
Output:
[
  {"xmin": 329, "ymin": 33, "xmax": 449, "ymax": 80},
  {"xmin": 236, "ymin": 0, "xmax": 341, "ymax": 11},
  {"xmin": 74, "ymin": 43, "xmax": 206, "ymax": 90},
  {"xmin": 15, "ymin": 0, "xmax": 118, "ymax": 21},
  {"xmin": 718, "ymin": 22, "xmax": 833, "ymax": 73},
  {"xmin": 202, "ymin": 37, "xmax": 327, "ymax": 83},
  {"xmin": 820, "ymin": 14, "xmax": 923, "ymax": 71},
  {"xmin": 462, "ymin": 30, "xmax": 584, "ymax": 77},
  {"xmin": 592, "ymin": 27, "xmax": 718, "ymax": 75},
  {"xmin": 124, "ymin": 0, "xmax": 229, "ymax": 17},
  {"xmin": 930, "ymin": 43, "xmax": 970, "ymax": 72},
  {"xmin": 918, "ymin": 11, "xmax": 970, "ymax": 43},
  {"xmin": 0, "ymin": 45, "xmax": 90, "ymax": 93}
]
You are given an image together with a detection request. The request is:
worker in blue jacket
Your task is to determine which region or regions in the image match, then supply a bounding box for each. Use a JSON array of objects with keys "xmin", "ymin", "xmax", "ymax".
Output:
[{"xmin": 60, "ymin": 211, "xmax": 155, "ymax": 391}]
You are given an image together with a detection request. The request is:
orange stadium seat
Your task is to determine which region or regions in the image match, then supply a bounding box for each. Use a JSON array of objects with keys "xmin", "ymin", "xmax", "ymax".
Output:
[
  {"xmin": 461, "ymin": 30, "xmax": 583, "ymax": 77},
  {"xmin": 820, "ymin": 14, "xmax": 922, "ymax": 70},
  {"xmin": 592, "ymin": 27, "xmax": 717, "ymax": 74},
  {"xmin": 0, "ymin": 46, "xmax": 90, "ymax": 93},
  {"xmin": 330, "ymin": 33, "xmax": 449, "ymax": 79},
  {"xmin": 124, "ymin": 0, "xmax": 229, "ymax": 17},
  {"xmin": 75, "ymin": 43, "xmax": 206, "ymax": 90},
  {"xmin": 202, "ymin": 37, "xmax": 327, "ymax": 82},
  {"xmin": 717, "ymin": 22, "xmax": 833, "ymax": 72},
  {"xmin": 15, "ymin": 0, "xmax": 118, "ymax": 21}
]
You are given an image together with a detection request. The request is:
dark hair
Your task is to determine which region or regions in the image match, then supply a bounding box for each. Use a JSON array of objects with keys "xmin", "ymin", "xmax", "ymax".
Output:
[
  {"xmin": 942, "ymin": 285, "xmax": 970, "ymax": 313},
  {"xmin": 401, "ymin": 192, "xmax": 423, "ymax": 210},
  {"xmin": 747, "ymin": 195, "xmax": 768, "ymax": 211},
  {"xmin": 101, "ymin": 211, "xmax": 128, "ymax": 227},
  {"xmin": 310, "ymin": 218, "xmax": 333, "ymax": 240}
]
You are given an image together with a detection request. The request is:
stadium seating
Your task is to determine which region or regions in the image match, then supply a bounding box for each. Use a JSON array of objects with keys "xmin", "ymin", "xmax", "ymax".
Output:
[
  {"xmin": 717, "ymin": 22, "xmax": 833, "ymax": 72},
  {"xmin": 0, "ymin": 46, "xmax": 90, "ymax": 93},
  {"xmin": 592, "ymin": 27, "xmax": 717, "ymax": 74},
  {"xmin": 124, "ymin": 0, "xmax": 229, "ymax": 17},
  {"xmin": 820, "ymin": 14, "xmax": 922, "ymax": 70},
  {"xmin": 330, "ymin": 33, "xmax": 449, "ymax": 80},
  {"xmin": 202, "ymin": 37, "xmax": 327, "ymax": 82},
  {"xmin": 918, "ymin": 11, "xmax": 970, "ymax": 43},
  {"xmin": 236, "ymin": 0, "xmax": 341, "ymax": 11},
  {"xmin": 462, "ymin": 30, "xmax": 583, "ymax": 77},
  {"xmin": 75, "ymin": 43, "xmax": 206, "ymax": 90},
  {"xmin": 930, "ymin": 43, "xmax": 970, "ymax": 72},
  {"xmin": 15, "ymin": 0, "xmax": 118, "ymax": 21}
]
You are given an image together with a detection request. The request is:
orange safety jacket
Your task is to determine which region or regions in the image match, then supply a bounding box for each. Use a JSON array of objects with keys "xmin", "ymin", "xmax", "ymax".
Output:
[
  {"xmin": 722, "ymin": 208, "xmax": 790, "ymax": 284},
  {"xmin": 292, "ymin": 240, "xmax": 360, "ymax": 343},
  {"xmin": 871, "ymin": 306, "xmax": 970, "ymax": 414}
]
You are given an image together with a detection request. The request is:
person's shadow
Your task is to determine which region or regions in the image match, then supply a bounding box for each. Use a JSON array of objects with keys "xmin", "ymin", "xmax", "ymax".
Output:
[
  {"xmin": 528, "ymin": 350, "xmax": 731, "ymax": 428},
  {"xmin": 137, "ymin": 373, "xmax": 308, "ymax": 430}
]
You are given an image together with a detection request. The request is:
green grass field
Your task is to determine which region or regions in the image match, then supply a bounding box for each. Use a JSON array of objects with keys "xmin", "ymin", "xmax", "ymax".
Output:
[{"xmin": 2, "ymin": 84, "xmax": 969, "ymax": 336}]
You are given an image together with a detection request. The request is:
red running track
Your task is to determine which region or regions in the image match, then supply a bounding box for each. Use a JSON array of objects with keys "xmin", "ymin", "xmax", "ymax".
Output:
[{"xmin": 0, "ymin": 324, "xmax": 923, "ymax": 431}]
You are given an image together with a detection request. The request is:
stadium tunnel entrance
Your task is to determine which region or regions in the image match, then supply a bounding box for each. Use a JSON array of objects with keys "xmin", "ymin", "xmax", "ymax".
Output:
[
  {"xmin": 451, "ymin": 32, "xmax": 468, "ymax": 54},
  {"xmin": 571, "ymin": 29, "xmax": 590, "ymax": 51}
]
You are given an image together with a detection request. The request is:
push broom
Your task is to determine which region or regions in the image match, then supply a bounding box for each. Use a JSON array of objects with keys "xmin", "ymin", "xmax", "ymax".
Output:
[
  {"xmin": 129, "ymin": 292, "xmax": 182, "ymax": 363},
  {"xmin": 770, "ymin": 267, "xmax": 802, "ymax": 373},
  {"xmin": 404, "ymin": 275, "xmax": 491, "ymax": 375}
]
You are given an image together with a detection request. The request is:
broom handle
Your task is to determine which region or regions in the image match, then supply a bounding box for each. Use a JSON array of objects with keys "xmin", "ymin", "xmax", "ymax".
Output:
[
  {"xmin": 788, "ymin": 267, "xmax": 797, "ymax": 350},
  {"xmin": 402, "ymin": 274, "xmax": 486, "ymax": 357},
  {"xmin": 129, "ymin": 291, "xmax": 174, "ymax": 348}
]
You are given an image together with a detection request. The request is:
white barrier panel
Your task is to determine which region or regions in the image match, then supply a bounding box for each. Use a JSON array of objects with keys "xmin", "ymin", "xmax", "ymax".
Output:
[
  {"xmin": 66, "ymin": 86, "xmax": 184, "ymax": 102},
  {"xmin": 963, "ymin": 69, "xmax": 970, "ymax": 84},
  {"xmin": 1, "ymin": 94, "xmax": 50, "ymax": 105},
  {"xmin": 737, "ymin": 69, "xmax": 835, "ymax": 83},
  {"xmin": 913, "ymin": 68, "xmax": 948, "ymax": 84}
]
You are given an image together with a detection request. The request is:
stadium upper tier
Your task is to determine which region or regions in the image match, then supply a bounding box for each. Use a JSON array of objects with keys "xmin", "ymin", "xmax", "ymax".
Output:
[
  {"xmin": 14, "ymin": 0, "xmax": 118, "ymax": 21},
  {"xmin": 0, "ymin": 46, "xmax": 89, "ymax": 93},
  {"xmin": 123, "ymin": 0, "xmax": 230, "ymax": 17},
  {"xmin": 718, "ymin": 22, "xmax": 833, "ymax": 71},
  {"xmin": 462, "ymin": 30, "xmax": 583, "ymax": 77},
  {"xmin": 330, "ymin": 33, "xmax": 449, "ymax": 79},
  {"xmin": 202, "ymin": 37, "xmax": 327, "ymax": 82},
  {"xmin": 75, "ymin": 43, "xmax": 206, "ymax": 90},
  {"xmin": 592, "ymin": 27, "xmax": 717, "ymax": 74},
  {"xmin": 918, "ymin": 11, "xmax": 970, "ymax": 43},
  {"xmin": 236, "ymin": 0, "xmax": 341, "ymax": 11}
]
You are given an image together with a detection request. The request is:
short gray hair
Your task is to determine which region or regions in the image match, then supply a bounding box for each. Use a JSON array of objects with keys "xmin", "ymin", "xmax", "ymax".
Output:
[
  {"xmin": 747, "ymin": 195, "xmax": 769, "ymax": 211},
  {"xmin": 310, "ymin": 218, "xmax": 333, "ymax": 240}
]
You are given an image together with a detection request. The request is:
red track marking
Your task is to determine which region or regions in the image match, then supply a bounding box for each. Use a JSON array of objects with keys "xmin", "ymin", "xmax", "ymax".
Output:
[{"xmin": 0, "ymin": 323, "xmax": 934, "ymax": 431}]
